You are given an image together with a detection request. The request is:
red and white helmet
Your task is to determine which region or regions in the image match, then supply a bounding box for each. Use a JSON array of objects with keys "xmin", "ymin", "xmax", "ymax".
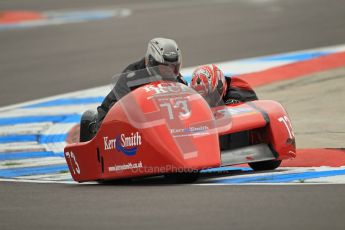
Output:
[{"xmin": 190, "ymin": 64, "xmax": 227, "ymax": 106}]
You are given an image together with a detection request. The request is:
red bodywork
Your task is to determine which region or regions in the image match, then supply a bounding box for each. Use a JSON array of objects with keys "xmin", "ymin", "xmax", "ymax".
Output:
[{"xmin": 64, "ymin": 82, "xmax": 296, "ymax": 182}]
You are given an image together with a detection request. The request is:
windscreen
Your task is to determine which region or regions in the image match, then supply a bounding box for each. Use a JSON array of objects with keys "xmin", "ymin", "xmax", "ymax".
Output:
[{"xmin": 110, "ymin": 66, "xmax": 233, "ymax": 159}]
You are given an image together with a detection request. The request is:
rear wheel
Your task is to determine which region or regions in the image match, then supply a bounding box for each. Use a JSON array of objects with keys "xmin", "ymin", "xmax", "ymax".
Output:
[{"xmin": 248, "ymin": 159, "xmax": 282, "ymax": 171}]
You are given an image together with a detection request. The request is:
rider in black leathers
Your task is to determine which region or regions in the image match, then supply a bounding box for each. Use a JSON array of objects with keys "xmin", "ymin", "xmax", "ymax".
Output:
[{"xmin": 94, "ymin": 38, "xmax": 187, "ymax": 132}]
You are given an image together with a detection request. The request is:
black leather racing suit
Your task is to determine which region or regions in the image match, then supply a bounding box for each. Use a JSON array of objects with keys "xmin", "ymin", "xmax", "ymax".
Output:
[
  {"xmin": 96, "ymin": 58, "xmax": 187, "ymax": 129},
  {"xmin": 223, "ymin": 76, "xmax": 258, "ymax": 104}
]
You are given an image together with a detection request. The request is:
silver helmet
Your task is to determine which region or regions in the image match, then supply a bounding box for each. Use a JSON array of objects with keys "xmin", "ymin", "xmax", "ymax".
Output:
[{"xmin": 145, "ymin": 38, "xmax": 182, "ymax": 76}]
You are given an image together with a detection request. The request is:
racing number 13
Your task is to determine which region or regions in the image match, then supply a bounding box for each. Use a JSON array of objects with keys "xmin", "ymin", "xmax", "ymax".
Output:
[
  {"xmin": 160, "ymin": 100, "xmax": 190, "ymax": 120},
  {"xmin": 65, "ymin": 151, "xmax": 81, "ymax": 175},
  {"xmin": 278, "ymin": 116, "xmax": 294, "ymax": 139}
]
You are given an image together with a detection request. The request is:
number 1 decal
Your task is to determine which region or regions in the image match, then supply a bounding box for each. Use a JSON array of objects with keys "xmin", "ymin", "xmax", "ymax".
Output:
[{"xmin": 278, "ymin": 116, "xmax": 294, "ymax": 139}]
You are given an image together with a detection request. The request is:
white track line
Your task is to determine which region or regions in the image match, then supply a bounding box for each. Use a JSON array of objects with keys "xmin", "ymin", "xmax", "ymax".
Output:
[
  {"xmin": 0, "ymin": 157, "xmax": 66, "ymax": 169},
  {"xmin": 42, "ymin": 142, "xmax": 67, "ymax": 153},
  {"xmin": 0, "ymin": 142, "xmax": 46, "ymax": 153},
  {"xmin": 41, "ymin": 123, "xmax": 76, "ymax": 135},
  {"xmin": 0, "ymin": 123, "xmax": 52, "ymax": 136},
  {"xmin": 0, "ymin": 85, "xmax": 110, "ymax": 112},
  {"xmin": 0, "ymin": 178, "xmax": 77, "ymax": 184},
  {"xmin": 197, "ymin": 167, "xmax": 345, "ymax": 184},
  {"xmin": 16, "ymin": 173, "xmax": 72, "ymax": 181},
  {"xmin": 0, "ymin": 104, "xmax": 101, "ymax": 118}
]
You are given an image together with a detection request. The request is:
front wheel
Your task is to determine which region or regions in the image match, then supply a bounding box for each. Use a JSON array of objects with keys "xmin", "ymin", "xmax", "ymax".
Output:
[{"xmin": 248, "ymin": 160, "xmax": 282, "ymax": 171}]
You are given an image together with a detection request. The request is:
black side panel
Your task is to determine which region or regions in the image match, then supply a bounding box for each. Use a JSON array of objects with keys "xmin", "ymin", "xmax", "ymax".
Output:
[{"xmin": 219, "ymin": 131, "xmax": 250, "ymax": 151}]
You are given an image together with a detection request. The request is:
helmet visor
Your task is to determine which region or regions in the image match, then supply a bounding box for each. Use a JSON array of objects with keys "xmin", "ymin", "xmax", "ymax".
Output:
[
  {"xmin": 148, "ymin": 55, "xmax": 181, "ymax": 76},
  {"xmin": 152, "ymin": 63, "xmax": 180, "ymax": 77}
]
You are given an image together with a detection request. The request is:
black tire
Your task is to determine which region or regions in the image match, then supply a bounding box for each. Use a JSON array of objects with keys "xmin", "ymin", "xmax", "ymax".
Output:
[
  {"xmin": 248, "ymin": 159, "xmax": 282, "ymax": 171},
  {"xmin": 79, "ymin": 110, "xmax": 98, "ymax": 142},
  {"xmin": 165, "ymin": 172, "xmax": 200, "ymax": 183}
]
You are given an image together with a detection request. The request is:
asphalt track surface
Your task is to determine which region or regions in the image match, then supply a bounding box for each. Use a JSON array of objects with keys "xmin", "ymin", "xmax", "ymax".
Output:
[
  {"xmin": 257, "ymin": 66, "xmax": 345, "ymax": 149},
  {"xmin": 1, "ymin": 182, "xmax": 345, "ymax": 230},
  {"xmin": 1, "ymin": 0, "xmax": 345, "ymax": 229}
]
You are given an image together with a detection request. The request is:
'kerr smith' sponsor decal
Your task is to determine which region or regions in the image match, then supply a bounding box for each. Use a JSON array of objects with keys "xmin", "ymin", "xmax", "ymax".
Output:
[{"xmin": 103, "ymin": 132, "xmax": 142, "ymax": 156}]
